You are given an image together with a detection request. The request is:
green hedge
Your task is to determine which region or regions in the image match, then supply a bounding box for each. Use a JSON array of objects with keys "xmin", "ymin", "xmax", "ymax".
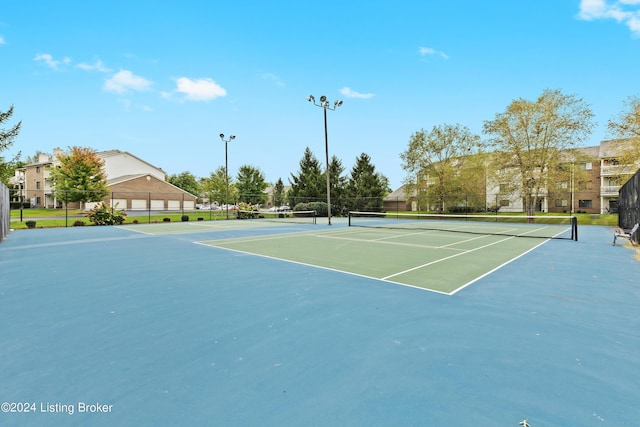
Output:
[{"xmin": 293, "ymin": 201, "xmax": 327, "ymax": 217}]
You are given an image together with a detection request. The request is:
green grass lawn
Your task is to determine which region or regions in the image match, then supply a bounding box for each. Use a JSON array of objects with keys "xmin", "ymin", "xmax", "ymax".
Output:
[{"xmin": 9, "ymin": 209, "xmax": 228, "ymax": 229}]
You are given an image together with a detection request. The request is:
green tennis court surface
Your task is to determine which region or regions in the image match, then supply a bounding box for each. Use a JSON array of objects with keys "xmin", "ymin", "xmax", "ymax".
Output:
[{"xmin": 198, "ymin": 223, "xmax": 557, "ymax": 294}]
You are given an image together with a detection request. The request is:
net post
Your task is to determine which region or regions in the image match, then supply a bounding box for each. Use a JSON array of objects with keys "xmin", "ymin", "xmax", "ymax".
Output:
[
  {"xmin": 572, "ymin": 216, "xmax": 578, "ymax": 241},
  {"xmin": 348, "ymin": 211, "xmax": 352, "ymax": 227}
]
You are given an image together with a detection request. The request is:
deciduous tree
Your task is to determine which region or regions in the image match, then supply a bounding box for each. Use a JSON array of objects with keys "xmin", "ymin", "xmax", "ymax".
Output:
[
  {"xmin": 400, "ymin": 123, "xmax": 482, "ymax": 213},
  {"xmin": 483, "ymin": 89, "xmax": 595, "ymax": 215},
  {"xmin": 200, "ymin": 166, "xmax": 233, "ymax": 206},
  {"xmin": 608, "ymin": 94, "xmax": 640, "ymax": 166},
  {"xmin": 168, "ymin": 171, "xmax": 200, "ymax": 197},
  {"xmin": 49, "ymin": 146, "xmax": 109, "ymax": 207}
]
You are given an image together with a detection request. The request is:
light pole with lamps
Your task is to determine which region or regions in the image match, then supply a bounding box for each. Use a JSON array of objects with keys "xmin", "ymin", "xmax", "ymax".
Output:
[
  {"xmin": 307, "ymin": 95, "xmax": 343, "ymax": 225},
  {"xmin": 219, "ymin": 133, "xmax": 236, "ymax": 220}
]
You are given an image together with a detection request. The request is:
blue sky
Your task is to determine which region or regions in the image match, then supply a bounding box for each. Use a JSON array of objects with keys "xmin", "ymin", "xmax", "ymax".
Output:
[{"xmin": 1, "ymin": 0, "xmax": 640, "ymax": 190}]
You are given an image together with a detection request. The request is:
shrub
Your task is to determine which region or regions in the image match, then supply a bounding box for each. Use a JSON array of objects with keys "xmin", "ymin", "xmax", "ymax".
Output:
[
  {"xmin": 85, "ymin": 203, "xmax": 127, "ymax": 225},
  {"xmin": 73, "ymin": 220, "xmax": 85, "ymax": 226},
  {"xmin": 237, "ymin": 202, "xmax": 258, "ymax": 219},
  {"xmin": 25, "ymin": 220, "xmax": 37, "ymax": 229},
  {"xmin": 294, "ymin": 201, "xmax": 327, "ymax": 217},
  {"xmin": 181, "ymin": 215, "xmax": 189, "ymax": 222},
  {"xmin": 163, "ymin": 218, "xmax": 171, "ymax": 222}
]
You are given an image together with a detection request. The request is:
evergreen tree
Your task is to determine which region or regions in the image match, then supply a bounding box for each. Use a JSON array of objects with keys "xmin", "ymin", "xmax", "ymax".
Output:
[
  {"xmin": 346, "ymin": 153, "xmax": 391, "ymax": 212},
  {"xmin": 287, "ymin": 147, "xmax": 325, "ymax": 207},
  {"xmin": 272, "ymin": 178, "xmax": 285, "ymax": 207},
  {"xmin": 328, "ymin": 155, "xmax": 348, "ymax": 215},
  {"xmin": 0, "ymin": 104, "xmax": 22, "ymax": 184}
]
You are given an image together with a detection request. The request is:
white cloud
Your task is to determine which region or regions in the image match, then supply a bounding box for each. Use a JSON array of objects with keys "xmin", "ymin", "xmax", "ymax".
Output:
[
  {"xmin": 340, "ymin": 87, "xmax": 375, "ymax": 99},
  {"xmin": 104, "ymin": 70, "xmax": 152, "ymax": 94},
  {"xmin": 578, "ymin": 0, "xmax": 640, "ymax": 36},
  {"xmin": 418, "ymin": 46, "xmax": 449, "ymax": 60},
  {"xmin": 174, "ymin": 77, "xmax": 227, "ymax": 101},
  {"xmin": 0, "ymin": 36, "xmax": 5, "ymax": 45},
  {"xmin": 34, "ymin": 53, "xmax": 71, "ymax": 70},
  {"xmin": 261, "ymin": 73, "xmax": 285, "ymax": 87},
  {"xmin": 77, "ymin": 60, "xmax": 112, "ymax": 73}
]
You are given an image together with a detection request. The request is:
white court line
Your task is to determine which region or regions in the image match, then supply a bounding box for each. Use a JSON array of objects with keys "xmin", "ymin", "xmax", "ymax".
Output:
[
  {"xmin": 194, "ymin": 241, "xmax": 452, "ymax": 296},
  {"xmin": 381, "ymin": 234, "xmax": 522, "ymax": 280},
  {"xmin": 313, "ymin": 233, "xmax": 466, "ymax": 252},
  {"xmin": 450, "ymin": 238, "xmax": 551, "ymax": 295},
  {"xmin": 0, "ymin": 234, "xmax": 155, "ymax": 251}
]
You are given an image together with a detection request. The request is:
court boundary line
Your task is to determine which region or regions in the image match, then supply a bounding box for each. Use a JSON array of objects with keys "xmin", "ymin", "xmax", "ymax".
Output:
[
  {"xmin": 0, "ymin": 234, "xmax": 155, "ymax": 251},
  {"xmin": 194, "ymin": 241, "xmax": 452, "ymax": 295},
  {"xmin": 381, "ymin": 234, "xmax": 521, "ymax": 280},
  {"xmin": 450, "ymin": 238, "xmax": 552, "ymax": 295}
]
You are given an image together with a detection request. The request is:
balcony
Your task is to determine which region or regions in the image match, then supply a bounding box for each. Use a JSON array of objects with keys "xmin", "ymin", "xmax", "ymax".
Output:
[
  {"xmin": 600, "ymin": 185, "xmax": 620, "ymax": 196},
  {"xmin": 601, "ymin": 164, "xmax": 635, "ymax": 176}
]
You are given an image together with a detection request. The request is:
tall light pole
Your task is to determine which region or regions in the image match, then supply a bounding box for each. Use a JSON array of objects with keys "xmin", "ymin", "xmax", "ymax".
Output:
[
  {"xmin": 219, "ymin": 133, "xmax": 236, "ymax": 220},
  {"xmin": 307, "ymin": 95, "xmax": 343, "ymax": 225}
]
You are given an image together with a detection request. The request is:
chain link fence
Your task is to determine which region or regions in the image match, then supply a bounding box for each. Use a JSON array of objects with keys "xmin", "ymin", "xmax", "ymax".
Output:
[
  {"xmin": 7, "ymin": 187, "xmax": 601, "ymax": 229},
  {"xmin": 618, "ymin": 169, "xmax": 640, "ymax": 232},
  {"xmin": 1, "ymin": 182, "xmax": 9, "ymax": 242}
]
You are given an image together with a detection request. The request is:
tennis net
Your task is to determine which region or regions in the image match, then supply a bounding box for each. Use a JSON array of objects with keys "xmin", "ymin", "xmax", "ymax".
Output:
[
  {"xmin": 348, "ymin": 211, "xmax": 578, "ymax": 241},
  {"xmin": 237, "ymin": 210, "xmax": 317, "ymax": 224}
]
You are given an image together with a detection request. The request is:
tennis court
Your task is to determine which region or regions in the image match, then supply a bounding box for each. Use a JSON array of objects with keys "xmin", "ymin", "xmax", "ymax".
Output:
[
  {"xmin": 1, "ymin": 218, "xmax": 639, "ymax": 426},
  {"xmin": 196, "ymin": 213, "xmax": 578, "ymax": 294}
]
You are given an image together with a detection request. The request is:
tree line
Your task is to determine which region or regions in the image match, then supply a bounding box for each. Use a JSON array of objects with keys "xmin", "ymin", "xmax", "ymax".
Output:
[{"xmin": 168, "ymin": 147, "xmax": 391, "ymax": 214}]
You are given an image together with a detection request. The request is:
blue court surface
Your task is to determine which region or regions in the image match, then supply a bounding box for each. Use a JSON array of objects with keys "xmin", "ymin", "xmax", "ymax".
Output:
[{"xmin": 1, "ymin": 222, "xmax": 639, "ymax": 426}]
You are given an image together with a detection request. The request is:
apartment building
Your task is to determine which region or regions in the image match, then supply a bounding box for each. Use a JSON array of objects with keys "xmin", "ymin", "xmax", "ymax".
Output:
[
  {"xmin": 12, "ymin": 149, "xmax": 196, "ymax": 210},
  {"xmin": 399, "ymin": 139, "xmax": 638, "ymax": 215}
]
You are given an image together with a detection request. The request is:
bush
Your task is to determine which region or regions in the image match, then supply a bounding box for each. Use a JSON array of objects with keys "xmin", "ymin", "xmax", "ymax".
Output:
[
  {"xmin": 85, "ymin": 203, "xmax": 127, "ymax": 225},
  {"xmin": 73, "ymin": 220, "xmax": 86, "ymax": 226},
  {"xmin": 25, "ymin": 220, "xmax": 36, "ymax": 229},
  {"xmin": 293, "ymin": 201, "xmax": 328, "ymax": 217},
  {"xmin": 237, "ymin": 202, "xmax": 258, "ymax": 219},
  {"xmin": 163, "ymin": 218, "xmax": 171, "ymax": 222},
  {"xmin": 181, "ymin": 215, "xmax": 189, "ymax": 222}
]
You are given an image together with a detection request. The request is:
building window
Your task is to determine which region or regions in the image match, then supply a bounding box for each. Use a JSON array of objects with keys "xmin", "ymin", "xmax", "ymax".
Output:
[
  {"xmin": 578, "ymin": 200, "xmax": 592, "ymax": 208},
  {"xmin": 555, "ymin": 199, "xmax": 568, "ymax": 207},
  {"xmin": 556, "ymin": 181, "xmax": 568, "ymax": 189},
  {"xmin": 499, "ymin": 183, "xmax": 510, "ymax": 192},
  {"xmin": 579, "ymin": 162, "xmax": 593, "ymax": 170},
  {"xmin": 499, "ymin": 200, "xmax": 510, "ymax": 207},
  {"xmin": 578, "ymin": 181, "xmax": 592, "ymax": 191},
  {"xmin": 36, "ymin": 181, "xmax": 41, "ymax": 189},
  {"xmin": 36, "ymin": 166, "xmax": 41, "ymax": 173}
]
